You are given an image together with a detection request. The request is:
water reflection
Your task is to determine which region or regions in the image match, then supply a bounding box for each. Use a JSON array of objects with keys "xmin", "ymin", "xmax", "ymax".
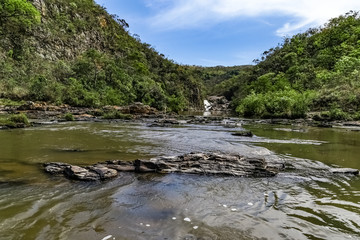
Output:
[{"xmin": 0, "ymin": 121, "xmax": 359, "ymax": 239}]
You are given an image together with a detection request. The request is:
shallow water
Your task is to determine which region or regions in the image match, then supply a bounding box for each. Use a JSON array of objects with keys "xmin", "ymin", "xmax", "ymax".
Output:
[{"xmin": 0, "ymin": 121, "xmax": 359, "ymax": 240}]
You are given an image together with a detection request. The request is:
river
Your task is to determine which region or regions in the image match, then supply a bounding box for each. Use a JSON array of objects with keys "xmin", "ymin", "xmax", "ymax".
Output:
[{"xmin": 0, "ymin": 120, "xmax": 359, "ymax": 240}]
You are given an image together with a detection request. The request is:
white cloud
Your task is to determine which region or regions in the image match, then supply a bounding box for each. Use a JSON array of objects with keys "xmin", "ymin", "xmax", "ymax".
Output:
[{"xmin": 148, "ymin": 0, "xmax": 360, "ymax": 35}]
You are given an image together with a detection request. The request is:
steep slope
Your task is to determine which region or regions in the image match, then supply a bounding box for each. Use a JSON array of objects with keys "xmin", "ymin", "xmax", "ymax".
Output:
[
  {"xmin": 0, "ymin": 0, "xmax": 204, "ymax": 111},
  {"xmin": 211, "ymin": 11, "xmax": 360, "ymax": 120}
]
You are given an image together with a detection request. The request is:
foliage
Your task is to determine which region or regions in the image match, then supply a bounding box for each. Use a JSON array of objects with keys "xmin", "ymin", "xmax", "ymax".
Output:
[
  {"xmin": 0, "ymin": 0, "xmax": 204, "ymax": 112},
  {"xmin": 0, "ymin": 0, "xmax": 40, "ymax": 35},
  {"xmin": 0, "ymin": 98, "xmax": 24, "ymax": 106},
  {"xmin": 236, "ymin": 90, "xmax": 316, "ymax": 118},
  {"xmin": 206, "ymin": 11, "xmax": 360, "ymax": 118},
  {"xmin": 0, "ymin": 113, "xmax": 30, "ymax": 128},
  {"xmin": 63, "ymin": 113, "xmax": 74, "ymax": 121}
]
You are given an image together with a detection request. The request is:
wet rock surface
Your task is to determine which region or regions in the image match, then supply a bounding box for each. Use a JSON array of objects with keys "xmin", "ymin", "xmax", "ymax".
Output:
[
  {"xmin": 231, "ymin": 131, "xmax": 254, "ymax": 137},
  {"xmin": 44, "ymin": 153, "xmax": 359, "ymax": 181},
  {"xmin": 330, "ymin": 168, "xmax": 359, "ymax": 175},
  {"xmin": 44, "ymin": 153, "xmax": 287, "ymax": 181}
]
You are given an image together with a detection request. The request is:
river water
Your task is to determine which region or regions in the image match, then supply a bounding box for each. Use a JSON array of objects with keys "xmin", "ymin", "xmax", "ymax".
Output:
[{"xmin": 0, "ymin": 120, "xmax": 359, "ymax": 240}]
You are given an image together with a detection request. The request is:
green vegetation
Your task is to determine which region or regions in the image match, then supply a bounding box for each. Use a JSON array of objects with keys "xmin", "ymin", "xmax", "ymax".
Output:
[
  {"xmin": 63, "ymin": 113, "xmax": 74, "ymax": 121},
  {"xmin": 102, "ymin": 111, "xmax": 132, "ymax": 120},
  {"xmin": 0, "ymin": 0, "xmax": 204, "ymax": 112},
  {"xmin": 1, "ymin": 0, "xmax": 360, "ymax": 120},
  {"xmin": 0, "ymin": 98, "xmax": 25, "ymax": 106},
  {"xmin": 206, "ymin": 11, "xmax": 360, "ymax": 120},
  {"xmin": 0, "ymin": 113, "xmax": 30, "ymax": 128}
]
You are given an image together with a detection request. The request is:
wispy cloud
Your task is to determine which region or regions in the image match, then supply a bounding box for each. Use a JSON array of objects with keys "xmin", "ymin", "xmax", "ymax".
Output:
[{"xmin": 148, "ymin": 0, "xmax": 360, "ymax": 35}]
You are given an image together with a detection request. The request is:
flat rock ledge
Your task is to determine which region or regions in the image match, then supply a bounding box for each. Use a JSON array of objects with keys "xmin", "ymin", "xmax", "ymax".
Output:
[
  {"xmin": 330, "ymin": 168, "xmax": 359, "ymax": 175},
  {"xmin": 44, "ymin": 153, "xmax": 286, "ymax": 181}
]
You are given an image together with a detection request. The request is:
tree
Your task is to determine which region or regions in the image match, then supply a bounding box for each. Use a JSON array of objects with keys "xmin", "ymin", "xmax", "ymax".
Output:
[{"xmin": 0, "ymin": 0, "xmax": 40, "ymax": 36}]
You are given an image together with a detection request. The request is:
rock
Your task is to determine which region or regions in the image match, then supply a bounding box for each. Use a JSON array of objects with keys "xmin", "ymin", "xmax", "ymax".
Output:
[
  {"xmin": 206, "ymin": 96, "xmax": 230, "ymax": 112},
  {"xmin": 88, "ymin": 165, "xmax": 118, "ymax": 180},
  {"xmin": 120, "ymin": 102, "xmax": 157, "ymax": 115},
  {"xmin": 343, "ymin": 121, "xmax": 360, "ymax": 127},
  {"xmin": 104, "ymin": 160, "xmax": 135, "ymax": 172},
  {"xmin": 330, "ymin": 168, "xmax": 359, "ymax": 175},
  {"xmin": 64, "ymin": 165, "xmax": 100, "ymax": 181},
  {"xmin": 44, "ymin": 162, "xmax": 71, "ymax": 174},
  {"xmin": 17, "ymin": 101, "xmax": 47, "ymax": 111},
  {"xmin": 315, "ymin": 122, "xmax": 333, "ymax": 128},
  {"xmin": 231, "ymin": 131, "xmax": 253, "ymax": 137},
  {"xmin": 44, "ymin": 153, "xmax": 284, "ymax": 181},
  {"xmin": 156, "ymin": 118, "xmax": 180, "ymax": 125}
]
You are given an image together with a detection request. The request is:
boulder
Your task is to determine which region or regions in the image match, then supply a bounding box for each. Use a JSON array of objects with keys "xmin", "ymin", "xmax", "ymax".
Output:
[
  {"xmin": 44, "ymin": 162, "xmax": 71, "ymax": 174},
  {"xmin": 88, "ymin": 165, "xmax": 118, "ymax": 179},
  {"xmin": 206, "ymin": 96, "xmax": 230, "ymax": 112}
]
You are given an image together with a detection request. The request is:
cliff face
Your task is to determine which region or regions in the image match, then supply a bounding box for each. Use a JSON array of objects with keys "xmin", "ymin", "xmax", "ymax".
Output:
[
  {"xmin": 28, "ymin": 0, "xmax": 123, "ymax": 60},
  {"xmin": 0, "ymin": 0, "xmax": 204, "ymax": 110}
]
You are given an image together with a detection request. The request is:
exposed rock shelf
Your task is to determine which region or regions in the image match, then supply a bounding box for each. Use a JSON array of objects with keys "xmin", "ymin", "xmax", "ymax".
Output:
[{"xmin": 44, "ymin": 153, "xmax": 286, "ymax": 181}]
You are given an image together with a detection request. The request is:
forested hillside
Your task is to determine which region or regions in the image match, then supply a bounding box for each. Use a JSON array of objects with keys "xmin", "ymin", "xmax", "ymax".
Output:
[
  {"xmin": 211, "ymin": 11, "xmax": 360, "ymax": 120},
  {"xmin": 2, "ymin": 1, "xmax": 360, "ymax": 119},
  {"xmin": 0, "ymin": 0, "xmax": 204, "ymax": 112}
]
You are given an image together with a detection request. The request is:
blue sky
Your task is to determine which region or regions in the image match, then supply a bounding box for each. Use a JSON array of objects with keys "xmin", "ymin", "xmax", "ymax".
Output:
[{"xmin": 95, "ymin": 0, "xmax": 360, "ymax": 67}]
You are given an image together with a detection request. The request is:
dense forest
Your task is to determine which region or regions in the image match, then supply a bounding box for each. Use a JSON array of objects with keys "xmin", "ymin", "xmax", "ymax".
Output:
[
  {"xmin": 1, "ymin": 1, "xmax": 360, "ymax": 119},
  {"xmin": 0, "ymin": 0, "xmax": 204, "ymax": 112},
  {"xmin": 210, "ymin": 11, "xmax": 360, "ymax": 120}
]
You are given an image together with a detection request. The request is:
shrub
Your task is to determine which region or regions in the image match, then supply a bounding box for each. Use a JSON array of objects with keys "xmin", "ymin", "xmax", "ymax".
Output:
[
  {"xmin": 64, "ymin": 113, "xmax": 74, "ymax": 121},
  {"xmin": 236, "ymin": 90, "xmax": 316, "ymax": 118},
  {"xmin": 1, "ymin": 113, "xmax": 30, "ymax": 128},
  {"xmin": 9, "ymin": 113, "xmax": 29, "ymax": 125},
  {"xmin": 329, "ymin": 107, "xmax": 350, "ymax": 120},
  {"xmin": 102, "ymin": 111, "xmax": 132, "ymax": 120}
]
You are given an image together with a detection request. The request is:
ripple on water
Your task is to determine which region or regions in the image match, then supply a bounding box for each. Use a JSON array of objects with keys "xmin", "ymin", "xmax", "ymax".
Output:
[{"xmin": 0, "ymin": 121, "xmax": 359, "ymax": 239}]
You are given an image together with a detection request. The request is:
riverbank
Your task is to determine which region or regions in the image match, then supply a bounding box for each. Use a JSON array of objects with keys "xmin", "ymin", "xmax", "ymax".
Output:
[{"xmin": 1, "ymin": 100, "xmax": 360, "ymax": 130}]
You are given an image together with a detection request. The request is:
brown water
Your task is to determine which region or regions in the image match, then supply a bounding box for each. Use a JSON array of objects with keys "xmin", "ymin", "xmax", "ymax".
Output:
[{"xmin": 0, "ymin": 121, "xmax": 359, "ymax": 240}]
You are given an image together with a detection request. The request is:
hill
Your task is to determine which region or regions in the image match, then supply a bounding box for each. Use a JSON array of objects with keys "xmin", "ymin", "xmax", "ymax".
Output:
[
  {"xmin": 0, "ymin": 0, "xmax": 204, "ymax": 112},
  {"xmin": 211, "ymin": 11, "xmax": 360, "ymax": 120}
]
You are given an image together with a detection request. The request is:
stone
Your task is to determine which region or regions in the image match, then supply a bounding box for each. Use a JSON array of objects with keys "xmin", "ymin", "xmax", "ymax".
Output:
[
  {"xmin": 231, "ymin": 131, "xmax": 253, "ymax": 137},
  {"xmin": 44, "ymin": 162, "xmax": 71, "ymax": 174},
  {"xmin": 88, "ymin": 165, "xmax": 118, "ymax": 179},
  {"xmin": 104, "ymin": 160, "xmax": 135, "ymax": 172},
  {"xmin": 206, "ymin": 96, "xmax": 230, "ymax": 112},
  {"xmin": 330, "ymin": 168, "xmax": 359, "ymax": 175},
  {"xmin": 44, "ymin": 153, "xmax": 284, "ymax": 181},
  {"xmin": 64, "ymin": 165, "xmax": 100, "ymax": 181}
]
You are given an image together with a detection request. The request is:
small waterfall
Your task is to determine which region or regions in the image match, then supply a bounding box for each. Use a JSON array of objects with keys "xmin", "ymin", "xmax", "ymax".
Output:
[{"xmin": 204, "ymin": 100, "xmax": 212, "ymax": 111}]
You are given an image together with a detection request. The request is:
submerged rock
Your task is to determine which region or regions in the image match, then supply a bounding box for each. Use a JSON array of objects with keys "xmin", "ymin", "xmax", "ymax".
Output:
[
  {"xmin": 43, "ymin": 153, "xmax": 285, "ymax": 181},
  {"xmin": 231, "ymin": 131, "xmax": 253, "ymax": 137}
]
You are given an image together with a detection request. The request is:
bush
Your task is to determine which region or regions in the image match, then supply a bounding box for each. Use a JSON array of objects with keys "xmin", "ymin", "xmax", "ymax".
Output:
[
  {"xmin": 329, "ymin": 106, "xmax": 350, "ymax": 120},
  {"xmin": 9, "ymin": 113, "xmax": 29, "ymax": 125},
  {"xmin": 64, "ymin": 113, "xmax": 74, "ymax": 121},
  {"xmin": 236, "ymin": 90, "xmax": 316, "ymax": 118},
  {"xmin": 0, "ymin": 113, "xmax": 30, "ymax": 128},
  {"xmin": 102, "ymin": 111, "xmax": 132, "ymax": 120}
]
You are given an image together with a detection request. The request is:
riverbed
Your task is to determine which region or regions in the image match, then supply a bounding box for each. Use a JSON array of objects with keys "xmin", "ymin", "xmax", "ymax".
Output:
[{"xmin": 0, "ymin": 120, "xmax": 359, "ymax": 239}]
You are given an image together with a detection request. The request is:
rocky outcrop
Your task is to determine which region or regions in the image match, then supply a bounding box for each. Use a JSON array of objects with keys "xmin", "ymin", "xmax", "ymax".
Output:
[
  {"xmin": 119, "ymin": 102, "xmax": 158, "ymax": 115},
  {"xmin": 44, "ymin": 153, "xmax": 286, "ymax": 181},
  {"xmin": 206, "ymin": 96, "xmax": 230, "ymax": 112}
]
